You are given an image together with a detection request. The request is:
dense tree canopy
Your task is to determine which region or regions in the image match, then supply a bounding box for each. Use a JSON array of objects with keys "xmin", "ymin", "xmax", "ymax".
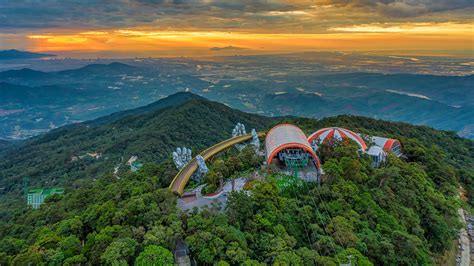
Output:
[{"xmin": 0, "ymin": 99, "xmax": 472, "ymax": 265}]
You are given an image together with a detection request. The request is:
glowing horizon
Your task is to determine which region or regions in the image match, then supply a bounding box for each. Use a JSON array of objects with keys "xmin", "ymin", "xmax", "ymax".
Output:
[{"xmin": 1, "ymin": 1, "xmax": 473, "ymax": 58}]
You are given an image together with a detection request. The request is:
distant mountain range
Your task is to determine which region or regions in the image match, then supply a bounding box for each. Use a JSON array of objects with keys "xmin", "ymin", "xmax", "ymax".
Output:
[
  {"xmin": 0, "ymin": 62, "xmax": 136, "ymax": 80},
  {"xmin": 261, "ymin": 90, "xmax": 473, "ymax": 138},
  {"xmin": 0, "ymin": 82, "xmax": 84, "ymax": 104},
  {"xmin": 308, "ymin": 72, "xmax": 474, "ymax": 107},
  {"xmin": 0, "ymin": 49, "xmax": 56, "ymax": 60},
  {"xmin": 0, "ymin": 62, "xmax": 195, "ymax": 139},
  {"xmin": 0, "ymin": 60, "xmax": 472, "ymax": 140}
]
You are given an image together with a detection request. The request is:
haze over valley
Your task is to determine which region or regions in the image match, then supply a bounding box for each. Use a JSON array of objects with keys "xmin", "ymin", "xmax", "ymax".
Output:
[{"xmin": 0, "ymin": 51, "xmax": 472, "ymax": 140}]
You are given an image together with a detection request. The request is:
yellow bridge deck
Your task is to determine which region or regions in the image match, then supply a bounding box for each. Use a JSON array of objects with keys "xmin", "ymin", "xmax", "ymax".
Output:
[{"xmin": 169, "ymin": 132, "xmax": 265, "ymax": 195}]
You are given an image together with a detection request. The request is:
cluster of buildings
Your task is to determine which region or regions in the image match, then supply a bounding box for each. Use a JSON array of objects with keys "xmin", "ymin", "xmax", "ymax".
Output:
[{"xmin": 265, "ymin": 124, "xmax": 402, "ymax": 178}]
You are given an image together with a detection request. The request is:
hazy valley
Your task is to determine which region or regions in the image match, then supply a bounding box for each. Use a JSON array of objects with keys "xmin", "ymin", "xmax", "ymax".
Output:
[{"xmin": 0, "ymin": 52, "xmax": 473, "ymax": 141}]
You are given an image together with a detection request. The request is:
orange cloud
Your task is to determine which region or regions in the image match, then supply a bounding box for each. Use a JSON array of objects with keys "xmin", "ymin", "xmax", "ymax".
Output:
[{"xmin": 24, "ymin": 22, "xmax": 474, "ymax": 57}]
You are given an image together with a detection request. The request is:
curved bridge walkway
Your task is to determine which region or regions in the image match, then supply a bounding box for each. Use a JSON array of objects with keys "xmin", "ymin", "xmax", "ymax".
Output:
[{"xmin": 169, "ymin": 133, "xmax": 264, "ymax": 195}]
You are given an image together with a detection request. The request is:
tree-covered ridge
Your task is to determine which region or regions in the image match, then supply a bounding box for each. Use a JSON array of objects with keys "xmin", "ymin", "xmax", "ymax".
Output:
[
  {"xmin": 0, "ymin": 93, "xmax": 472, "ymax": 265},
  {"xmin": 0, "ymin": 94, "xmax": 275, "ymax": 204}
]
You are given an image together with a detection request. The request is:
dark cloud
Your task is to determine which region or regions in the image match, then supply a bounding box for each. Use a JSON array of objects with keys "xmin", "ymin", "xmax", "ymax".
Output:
[
  {"xmin": 325, "ymin": 0, "xmax": 474, "ymax": 17},
  {"xmin": 209, "ymin": 46, "xmax": 248, "ymax": 51},
  {"xmin": 0, "ymin": 0, "xmax": 471, "ymax": 33},
  {"xmin": 0, "ymin": 0, "xmax": 296, "ymax": 31},
  {"xmin": 378, "ymin": 0, "xmax": 474, "ymax": 17},
  {"xmin": 377, "ymin": 2, "xmax": 428, "ymax": 17}
]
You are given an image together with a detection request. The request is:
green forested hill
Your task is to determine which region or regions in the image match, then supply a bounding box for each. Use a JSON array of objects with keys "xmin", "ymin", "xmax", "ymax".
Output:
[
  {"xmin": 0, "ymin": 50, "xmax": 55, "ymax": 60},
  {"xmin": 0, "ymin": 92, "xmax": 472, "ymax": 265},
  {"xmin": 0, "ymin": 92, "xmax": 274, "ymax": 197}
]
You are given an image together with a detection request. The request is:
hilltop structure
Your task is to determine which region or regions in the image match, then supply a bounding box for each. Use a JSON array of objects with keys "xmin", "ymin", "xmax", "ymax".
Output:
[
  {"xmin": 171, "ymin": 123, "xmax": 402, "ymax": 197},
  {"xmin": 264, "ymin": 124, "xmax": 402, "ymax": 174},
  {"xmin": 27, "ymin": 188, "xmax": 64, "ymax": 209},
  {"xmin": 307, "ymin": 126, "xmax": 402, "ymax": 167},
  {"xmin": 127, "ymin": 156, "xmax": 143, "ymax": 172},
  {"xmin": 371, "ymin": 136, "xmax": 402, "ymax": 156},
  {"xmin": 308, "ymin": 127, "xmax": 368, "ymax": 151},
  {"xmin": 265, "ymin": 124, "xmax": 321, "ymax": 178},
  {"xmin": 366, "ymin": 145, "xmax": 387, "ymax": 167}
]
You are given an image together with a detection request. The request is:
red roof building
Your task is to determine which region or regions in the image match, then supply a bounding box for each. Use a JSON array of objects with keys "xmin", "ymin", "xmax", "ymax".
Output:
[
  {"xmin": 265, "ymin": 124, "xmax": 321, "ymax": 168},
  {"xmin": 307, "ymin": 127, "xmax": 368, "ymax": 151},
  {"xmin": 371, "ymin": 136, "xmax": 402, "ymax": 156}
]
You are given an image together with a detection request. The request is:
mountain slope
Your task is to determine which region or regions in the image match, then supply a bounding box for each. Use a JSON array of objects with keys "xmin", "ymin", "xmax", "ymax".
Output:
[
  {"xmin": 0, "ymin": 82, "xmax": 84, "ymax": 104},
  {"xmin": 0, "ymin": 92, "xmax": 472, "ymax": 265},
  {"xmin": 88, "ymin": 91, "xmax": 206, "ymax": 125},
  {"xmin": 0, "ymin": 69, "xmax": 50, "ymax": 80},
  {"xmin": 0, "ymin": 93, "xmax": 275, "ymax": 193},
  {"xmin": 1, "ymin": 91, "xmax": 472, "ymax": 200},
  {"xmin": 0, "ymin": 62, "xmax": 214, "ymax": 139},
  {"xmin": 0, "ymin": 49, "xmax": 55, "ymax": 60},
  {"xmin": 0, "ymin": 63, "xmax": 139, "ymax": 82},
  {"xmin": 313, "ymin": 72, "xmax": 474, "ymax": 106},
  {"xmin": 260, "ymin": 91, "xmax": 474, "ymax": 137},
  {"xmin": 58, "ymin": 62, "xmax": 139, "ymax": 77}
]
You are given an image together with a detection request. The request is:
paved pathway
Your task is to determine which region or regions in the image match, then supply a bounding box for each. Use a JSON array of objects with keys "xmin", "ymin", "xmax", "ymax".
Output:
[
  {"xmin": 177, "ymin": 177, "xmax": 247, "ymax": 212},
  {"xmin": 458, "ymin": 208, "xmax": 470, "ymax": 266}
]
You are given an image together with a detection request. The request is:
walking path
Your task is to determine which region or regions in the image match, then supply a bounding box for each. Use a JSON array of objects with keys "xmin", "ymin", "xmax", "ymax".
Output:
[
  {"xmin": 176, "ymin": 177, "xmax": 247, "ymax": 211},
  {"xmin": 458, "ymin": 208, "xmax": 470, "ymax": 266}
]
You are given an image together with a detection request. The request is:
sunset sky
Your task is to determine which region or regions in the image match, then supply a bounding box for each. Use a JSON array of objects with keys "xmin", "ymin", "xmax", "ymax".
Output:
[{"xmin": 1, "ymin": 0, "xmax": 473, "ymax": 58}]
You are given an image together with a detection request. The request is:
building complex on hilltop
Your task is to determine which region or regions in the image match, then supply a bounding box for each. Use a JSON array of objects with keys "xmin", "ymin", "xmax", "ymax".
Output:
[
  {"xmin": 265, "ymin": 125, "xmax": 402, "ymax": 174},
  {"xmin": 175, "ymin": 123, "xmax": 403, "ymax": 211},
  {"xmin": 172, "ymin": 123, "xmax": 403, "ymax": 199}
]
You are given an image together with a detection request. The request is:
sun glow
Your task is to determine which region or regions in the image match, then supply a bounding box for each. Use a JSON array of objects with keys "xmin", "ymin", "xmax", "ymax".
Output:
[{"xmin": 24, "ymin": 22, "xmax": 474, "ymax": 57}]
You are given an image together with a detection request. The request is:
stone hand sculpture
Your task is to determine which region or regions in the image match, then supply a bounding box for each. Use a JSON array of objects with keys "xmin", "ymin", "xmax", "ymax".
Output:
[
  {"xmin": 232, "ymin": 123, "xmax": 247, "ymax": 151},
  {"xmin": 250, "ymin": 128, "xmax": 260, "ymax": 153},
  {"xmin": 194, "ymin": 155, "xmax": 209, "ymax": 182},
  {"xmin": 232, "ymin": 122, "xmax": 246, "ymax": 137},
  {"xmin": 173, "ymin": 147, "xmax": 192, "ymax": 170}
]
